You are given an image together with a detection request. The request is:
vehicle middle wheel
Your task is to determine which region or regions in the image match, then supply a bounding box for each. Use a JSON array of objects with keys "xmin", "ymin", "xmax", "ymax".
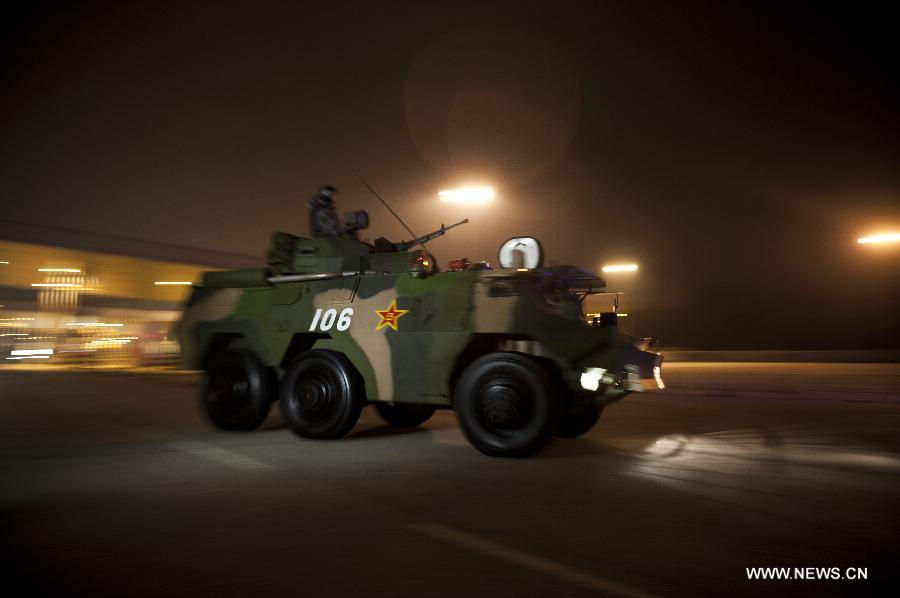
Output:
[
  {"xmin": 375, "ymin": 402, "xmax": 437, "ymax": 427},
  {"xmin": 279, "ymin": 349, "xmax": 364, "ymax": 439},
  {"xmin": 454, "ymin": 352, "xmax": 557, "ymax": 457},
  {"xmin": 202, "ymin": 348, "xmax": 276, "ymax": 431}
]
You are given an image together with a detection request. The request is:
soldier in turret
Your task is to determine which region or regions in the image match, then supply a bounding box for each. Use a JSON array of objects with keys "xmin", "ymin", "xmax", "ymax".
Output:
[{"xmin": 308, "ymin": 185, "xmax": 342, "ymax": 237}]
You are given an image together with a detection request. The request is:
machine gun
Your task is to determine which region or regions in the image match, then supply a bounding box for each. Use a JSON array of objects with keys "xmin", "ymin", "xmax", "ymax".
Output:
[
  {"xmin": 336, "ymin": 158, "xmax": 469, "ymax": 253},
  {"xmin": 395, "ymin": 219, "xmax": 469, "ymax": 251}
]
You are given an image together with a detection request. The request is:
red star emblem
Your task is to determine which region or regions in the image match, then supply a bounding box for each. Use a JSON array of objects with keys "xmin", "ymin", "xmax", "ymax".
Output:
[{"xmin": 375, "ymin": 299, "xmax": 408, "ymax": 331}]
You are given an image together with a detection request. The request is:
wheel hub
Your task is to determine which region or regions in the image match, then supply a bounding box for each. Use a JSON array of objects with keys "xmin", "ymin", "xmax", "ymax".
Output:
[
  {"xmin": 210, "ymin": 372, "xmax": 249, "ymax": 403},
  {"xmin": 206, "ymin": 368, "xmax": 252, "ymax": 419},
  {"xmin": 480, "ymin": 383, "xmax": 527, "ymax": 431},
  {"xmin": 296, "ymin": 377, "xmax": 332, "ymax": 418}
]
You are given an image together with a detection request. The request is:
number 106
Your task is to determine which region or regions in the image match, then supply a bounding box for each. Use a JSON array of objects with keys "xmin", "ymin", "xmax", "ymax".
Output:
[{"xmin": 309, "ymin": 307, "xmax": 353, "ymax": 332}]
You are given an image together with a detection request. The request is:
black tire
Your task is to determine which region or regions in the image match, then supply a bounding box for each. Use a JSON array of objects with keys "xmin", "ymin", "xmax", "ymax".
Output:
[
  {"xmin": 202, "ymin": 348, "xmax": 276, "ymax": 431},
  {"xmin": 555, "ymin": 406, "xmax": 602, "ymax": 438},
  {"xmin": 279, "ymin": 349, "xmax": 364, "ymax": 439},
  {"xmin": 375, "ymin": 402, "xmax": 437, "ymax": 427},
  {"xmin": 454, "ymin": 352, "xmax": 557, "ymax": 457}
]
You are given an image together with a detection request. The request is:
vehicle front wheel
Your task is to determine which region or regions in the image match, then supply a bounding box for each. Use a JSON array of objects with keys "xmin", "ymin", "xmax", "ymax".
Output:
[
  {"xmin": 375, "ymin": 402, "xmax": 436, "ymax": 427},
  {"xmin": 279, "ymin": 350, "xmax": 364, "ymax": 439},
  {"xmin": 202, "ymin": 348, "xmax": 276, "ymax": 431},
  {"xmin": 454, "ymin": 352, "xmax": 557, "ymax": 457},
  {"xmin": 555, "ymin": 406, "xmax": 602, "ymax": 438}
]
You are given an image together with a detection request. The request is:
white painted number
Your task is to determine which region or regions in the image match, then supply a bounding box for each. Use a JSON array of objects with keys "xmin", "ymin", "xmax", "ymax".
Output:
[
  {"xmin": 337, "ymin": 307, "xmax": 353, "ymax": 331},
  {"xmin": 309, "ymin": 307, "xmax": 353, "ymax": 332},
  {"xmin": 309, "ymin": 309, "xmax": 322, "ymax": 331},
  {"xmin": 320, "ymin": 309, "xmax": 337, "ymax": 330}
]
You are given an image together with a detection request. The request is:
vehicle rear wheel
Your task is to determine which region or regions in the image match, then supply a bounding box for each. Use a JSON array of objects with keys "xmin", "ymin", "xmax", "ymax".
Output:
[
  {"xmin": 202, "ymin": 348, "xmax": 276, "ymax": 431},
  {"xmin": 375, "ymin": 402, "xmax": 436, "ymax": 427},
  {"xmin": 279, "ymin": 349, "xmax": 364, "ymax": 439},
  {"xmin": 454, "ymin": 352, "xmax": 557, "ymax": 457},
  {"xmin": 555, "ymin": 406, "xmax": 602, "ymax": 438}
]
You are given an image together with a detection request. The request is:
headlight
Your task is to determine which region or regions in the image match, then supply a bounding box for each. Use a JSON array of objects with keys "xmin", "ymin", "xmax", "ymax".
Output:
[{"xmin": 579, "ymin": 368, "xmax": 606, "ymax": 391}]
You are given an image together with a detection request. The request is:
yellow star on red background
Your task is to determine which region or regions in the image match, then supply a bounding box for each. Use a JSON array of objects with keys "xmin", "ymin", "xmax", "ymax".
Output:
[{"xmin": 375, "ymin": 299, "xmax": 408, "ymax": 331}]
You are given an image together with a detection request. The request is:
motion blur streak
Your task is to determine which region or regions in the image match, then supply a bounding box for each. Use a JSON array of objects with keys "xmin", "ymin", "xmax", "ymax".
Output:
[{"xmin": 11, "ymin": 348, "xmax": 53, "ymax": 356}]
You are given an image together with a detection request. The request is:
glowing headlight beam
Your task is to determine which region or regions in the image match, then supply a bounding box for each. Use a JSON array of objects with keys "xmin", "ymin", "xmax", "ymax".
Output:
[
  {"xmin": 438, "ymin": 187, "xmax": 495, "ymax": 203},
  {"xmin": 654, "ymin": 366, "xmax": 665, "ymax": 390},
  {"xmin": 601, "ymin": 264, "xmax": 639, "ymax": 273},
  {"xmin": 857, "ymin": 233, "xmax": 900, "ymax": 245},
  {"xmin": 38, "ymin": 268, "xmax": 81, "ymax": 273},
  {"xmin": 154, "ymin": 281, "xmax": 193, "ymax": 285}
]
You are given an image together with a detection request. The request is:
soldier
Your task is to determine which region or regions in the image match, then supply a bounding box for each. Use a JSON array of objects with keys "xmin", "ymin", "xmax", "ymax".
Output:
[{"xmin": 308, "ymin": 185, "xmax": 342, "ymax": 237}]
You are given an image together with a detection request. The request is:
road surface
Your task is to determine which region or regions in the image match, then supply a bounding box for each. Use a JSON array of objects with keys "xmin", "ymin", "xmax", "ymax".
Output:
[{"xmin": 2, "ymin": 362, "xmax": 898, "ymax": 596}]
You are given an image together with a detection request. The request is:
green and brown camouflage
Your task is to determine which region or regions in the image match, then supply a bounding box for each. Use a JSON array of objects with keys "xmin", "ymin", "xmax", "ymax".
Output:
[{"xmin": 175, "ymin": 229, "xmax": 664, "ymax": 408}]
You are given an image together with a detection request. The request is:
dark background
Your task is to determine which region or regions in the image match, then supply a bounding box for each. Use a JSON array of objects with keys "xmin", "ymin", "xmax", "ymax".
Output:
[{"xmin": 3, "ymin": 1, "xmax": 898, "ymax": 349}]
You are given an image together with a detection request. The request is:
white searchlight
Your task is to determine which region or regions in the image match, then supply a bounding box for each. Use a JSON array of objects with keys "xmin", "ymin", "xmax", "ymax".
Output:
[{"xmin": 498, "ymin": 236, "xmax": 544, "ymax": 270}]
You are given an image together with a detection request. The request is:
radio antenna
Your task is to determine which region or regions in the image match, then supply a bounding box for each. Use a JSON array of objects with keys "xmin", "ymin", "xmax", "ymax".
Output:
[{"xmin": 337, "ymin": 157, "xmax": 423, "ymax": 244}]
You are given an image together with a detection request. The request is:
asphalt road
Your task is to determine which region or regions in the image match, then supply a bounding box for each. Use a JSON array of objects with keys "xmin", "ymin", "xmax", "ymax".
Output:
[{"xmin": 2, "ymin": 363, "xmax": 898, "ymax": 597}]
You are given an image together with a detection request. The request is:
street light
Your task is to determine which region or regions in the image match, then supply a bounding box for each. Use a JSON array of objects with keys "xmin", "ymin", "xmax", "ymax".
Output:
[
  {"xmin": 858, "ymin": 232, "xmax": 900, "ymax": 245},
  {"xmin": 438, "ymin": 187, "xmax": 495, "ymax": 203},
  {"xmin": 602, "ymin": 263, "xmax": 638, "ymax": 273},
  {"xmin": 437, "ymin": 186, "xmax": 495, "ymax": 265}
]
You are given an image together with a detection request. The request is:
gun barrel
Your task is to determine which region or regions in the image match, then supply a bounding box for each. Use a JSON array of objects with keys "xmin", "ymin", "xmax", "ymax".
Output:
[
  {"xmin": 443, "ymin": 218, "xmax": 469, "ymax": 231},
  {"xmin": 399, "ymin": 219, "xmax": 469, "ymax": 250}
]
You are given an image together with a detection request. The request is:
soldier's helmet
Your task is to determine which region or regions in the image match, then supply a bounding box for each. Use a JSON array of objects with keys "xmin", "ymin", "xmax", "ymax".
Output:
[{"xmin": 317, "ymin": 185, "xmax": 336, "ymax": 202}]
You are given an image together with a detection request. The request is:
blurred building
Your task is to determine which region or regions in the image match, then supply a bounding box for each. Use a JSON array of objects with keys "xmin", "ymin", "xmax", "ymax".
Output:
[{"xmin": 0, "ymin": 220, "xmax": 259, "ymax": 366}]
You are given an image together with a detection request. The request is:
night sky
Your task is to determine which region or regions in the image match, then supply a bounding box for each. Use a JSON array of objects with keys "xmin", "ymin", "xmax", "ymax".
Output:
[{"xmin": 3, "ymin": 1, "xmax": 899, "ymax": 349}]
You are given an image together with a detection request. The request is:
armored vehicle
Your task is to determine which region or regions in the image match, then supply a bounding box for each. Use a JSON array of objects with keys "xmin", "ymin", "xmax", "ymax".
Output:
[{"xmin": 175, "ymin": 222, "xmax": 663, "ymax": 457}]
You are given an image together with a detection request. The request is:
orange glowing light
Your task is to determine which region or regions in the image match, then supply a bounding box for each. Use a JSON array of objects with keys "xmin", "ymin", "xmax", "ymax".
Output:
[
  {"xmin": 375, "ymin": 299, "xmax": 408, "ymax": 331},
  {"xmin": 857, "ymin": 232, "xmax": 900, "ymax": 245},
  {"xmin": 438, "ymin": 187, "xmax": 495, "ymax": 203},
  {"xmin": 602, "ymin": 264, "xmax": 638, "ymax": 273}
]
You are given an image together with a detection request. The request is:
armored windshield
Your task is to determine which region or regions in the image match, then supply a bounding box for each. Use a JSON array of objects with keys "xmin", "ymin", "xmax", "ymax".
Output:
[
  {"xmin": 488, "ymin": 266, "xmax": 606, "ymax": 321},
  {"xmin": 535, "ymin": 267, "xmax": 605, "ymax": 320}
]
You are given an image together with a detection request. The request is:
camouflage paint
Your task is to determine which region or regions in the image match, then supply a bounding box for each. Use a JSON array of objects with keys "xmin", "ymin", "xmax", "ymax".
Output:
[{"xmin": 175, "ymin": 235, "xmax": 663, "ymax": 407}]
